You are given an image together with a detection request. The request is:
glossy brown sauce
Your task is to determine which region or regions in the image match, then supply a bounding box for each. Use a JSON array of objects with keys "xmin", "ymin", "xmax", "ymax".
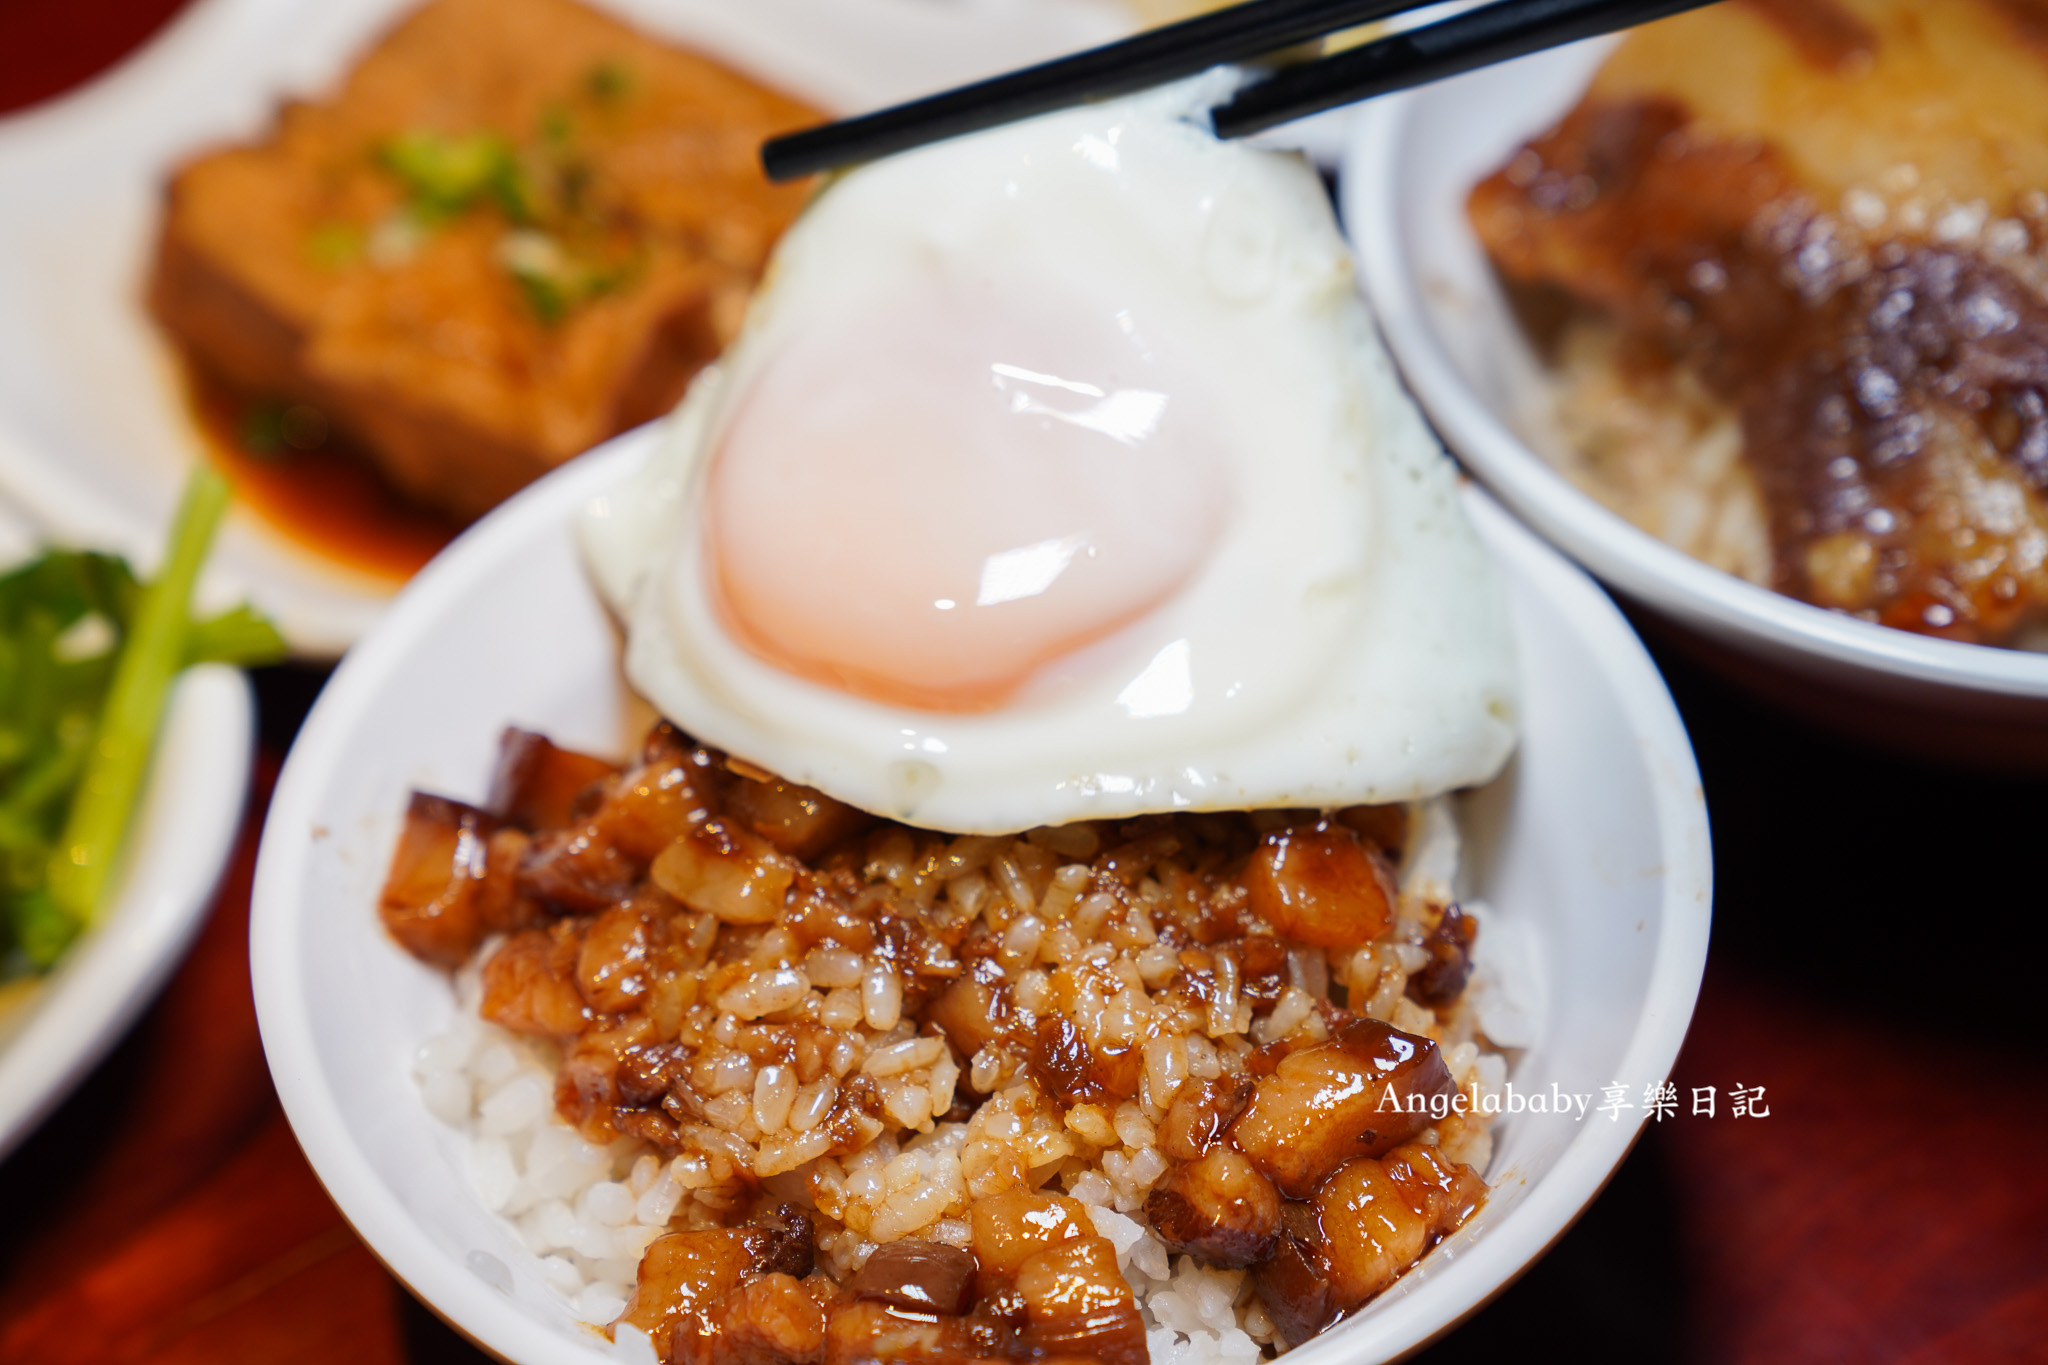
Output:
[
  {"xmin": 1472, "ymin": 94, "xmax": 2048, "ymax": 643},
  {"xmin": 379, "ymin": 726, "xmax": 1491, "ymax": 1357},
  {"xmin": 1737, "ymin": 0, "xmax": 1877, "ymax": 69},
  {"xmin": 180, "ymin": 356, "xmax": 461, "ymax": 583},
  {"xmin": 1986, "ymin": 0, "xmax": 2048, "ymax": 55}
]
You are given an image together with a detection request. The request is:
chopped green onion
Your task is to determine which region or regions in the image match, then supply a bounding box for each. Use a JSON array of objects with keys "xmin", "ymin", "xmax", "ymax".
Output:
[
  {"xmin": 240, "ymin": 401, "xmax": 288, "ymax": 457},
  {"xmin": 586, "ymin": 60, "xmax": 633, "ymax": 102},
  {"xmin": 378, "ymin": 130, "xmax": 535, "ymax": 225},
  {"xmin": 307, "ymin": 221, "xmax": 364, "ymax": 269}
]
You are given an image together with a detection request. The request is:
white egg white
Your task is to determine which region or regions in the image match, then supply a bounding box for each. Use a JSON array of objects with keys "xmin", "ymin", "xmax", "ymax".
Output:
[{"xmin": 582, "ymin": 73, "xmax": 1518, "ymax": 833}]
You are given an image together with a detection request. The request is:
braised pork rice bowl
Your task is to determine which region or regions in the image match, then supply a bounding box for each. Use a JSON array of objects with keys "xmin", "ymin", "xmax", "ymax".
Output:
[{"xmin": 250, "ymin": 65, "xmax": 1706, "ymax": 1365}]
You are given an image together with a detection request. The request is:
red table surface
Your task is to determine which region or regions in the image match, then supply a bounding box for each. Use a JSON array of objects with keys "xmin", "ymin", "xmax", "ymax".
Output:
[{"xmin": 3, "ymin": 3, "xmax": 2048, "ymax": 1362}]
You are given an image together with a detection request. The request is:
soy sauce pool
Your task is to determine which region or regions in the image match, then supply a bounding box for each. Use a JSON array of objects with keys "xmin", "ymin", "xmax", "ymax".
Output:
[{"xmin": 182, "ymin": 360, "xmax": 460, "ymax": 583}]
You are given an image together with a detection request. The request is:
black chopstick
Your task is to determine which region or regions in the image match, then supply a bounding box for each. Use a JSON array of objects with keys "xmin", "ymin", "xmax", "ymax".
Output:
[
  {"xmin": 760, "ymin": 0, "xmax": 1446, "ymax": 183},
  {"xmin": 1212, "ymin": 0, "xmax": 1720, "ymax": 138},
  {"xmin": 760, "ymin": 0, "xmax": 1727, "ymax": 183}
]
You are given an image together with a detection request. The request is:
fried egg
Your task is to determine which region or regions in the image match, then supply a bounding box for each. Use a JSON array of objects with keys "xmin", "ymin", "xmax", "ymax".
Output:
[{"xmin": 582, "ymin": 73, "xmax": 1517, "ymax": 833}]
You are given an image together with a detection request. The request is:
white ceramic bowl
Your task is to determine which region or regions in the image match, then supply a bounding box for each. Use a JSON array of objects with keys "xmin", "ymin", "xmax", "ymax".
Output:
[
  {"xmin": 0, "ymin": 663, "xmax": 255, "ymax": 1161},
  {"xmin": 1343, "ymin": 39, "xmax": 2048, "ymax": 765},
  {"xmin": 251, "ymin": 425, "xmax": 1711, "ymax": 1364}
]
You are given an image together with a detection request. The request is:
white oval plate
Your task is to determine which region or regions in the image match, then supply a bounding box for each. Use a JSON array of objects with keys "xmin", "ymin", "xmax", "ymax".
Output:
[
  {"xmin": 252, "ymin": 424, "xmax": 1711, "ymax": 1364},
  {"xmin": 0, "ymin": 0, "xmax": 1126, "ymax": 657},
  {"xmin": 1342, "ymin": 39, "xmax": 2048, "ymax": 728},
  {"xmin": 0, "ymin": 663, "xmax": 255, "ymax": 1162}
]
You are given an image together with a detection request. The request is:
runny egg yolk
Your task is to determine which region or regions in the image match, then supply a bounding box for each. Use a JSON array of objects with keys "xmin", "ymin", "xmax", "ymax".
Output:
[{"xmin": 705, "ymin": 279, "xmax": 1229, "ymax": 712}]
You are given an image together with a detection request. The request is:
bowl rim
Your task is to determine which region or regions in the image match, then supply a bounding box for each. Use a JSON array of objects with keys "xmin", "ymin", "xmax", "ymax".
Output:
[
  {"xmin": 1343, "ymin": 81, "xmax": 2048, "ymax": 702},
  {"xmin": 0, "ymin": 664, "xmax": 255, "ymax": 1163},
  {"xmin": 250, "ymin": 427, "xmax": 1712, "ymax": 1365}
]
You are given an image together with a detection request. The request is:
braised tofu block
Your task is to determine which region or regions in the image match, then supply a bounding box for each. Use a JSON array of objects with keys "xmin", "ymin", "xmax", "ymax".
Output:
[{"xmin": 149, "ymin": 0, "xmax": 818, "ymax": 521}]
